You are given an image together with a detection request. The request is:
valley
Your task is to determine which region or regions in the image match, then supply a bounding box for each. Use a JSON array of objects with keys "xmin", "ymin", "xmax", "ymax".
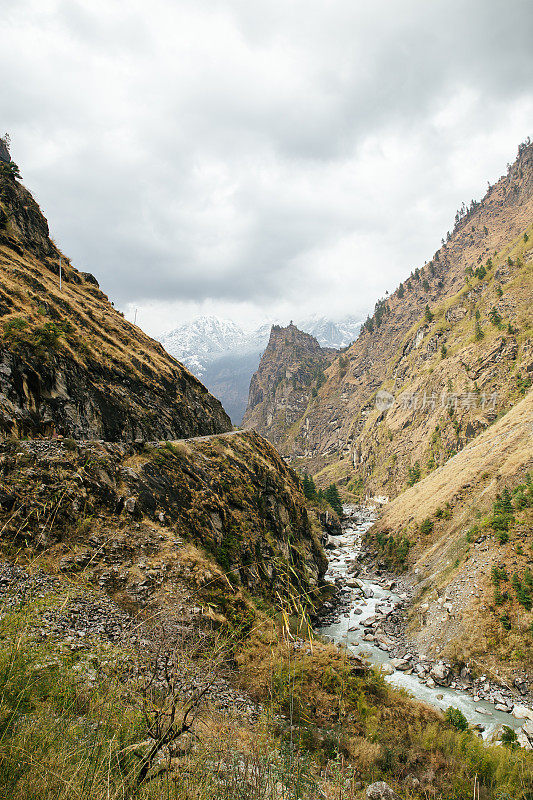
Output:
[
  {"xmin": 160, "ymin": 315, "xmax": 361, "ymax": 424},
  {"xmin": 0, "ymin": 135, "xmax": 532, "ymax": 800},
  {"xmin": 319, "ymin": 506, "xmax": 532, "ymax": 747}
]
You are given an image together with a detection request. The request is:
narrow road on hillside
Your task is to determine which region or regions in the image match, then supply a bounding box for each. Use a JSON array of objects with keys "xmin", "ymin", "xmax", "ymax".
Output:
[{"xmin": 176, "ymin": 429, "xmax": 246, "ymax": 443}]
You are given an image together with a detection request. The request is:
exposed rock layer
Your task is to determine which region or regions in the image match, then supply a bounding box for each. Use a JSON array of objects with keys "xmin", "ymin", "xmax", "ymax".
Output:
[{"xmin": 0, "ymin": 431, "xmax": 327, "ymax": 612}]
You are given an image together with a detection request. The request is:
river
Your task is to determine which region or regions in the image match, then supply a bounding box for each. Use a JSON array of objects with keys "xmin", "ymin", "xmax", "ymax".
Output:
[{"xmin": 317, "ymin": 506, "xmax": 526, "ymax": 741}]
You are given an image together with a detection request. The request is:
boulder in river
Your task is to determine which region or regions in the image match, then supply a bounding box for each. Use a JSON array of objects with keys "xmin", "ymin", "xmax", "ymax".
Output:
[
  {"xmin": 429, "ymin": 660, "xmax": 452, "ymax": 686},
  {"xmin": 391, "ymin": 657, "xmax": 410, "ymax": 671},
  {"xmin": 495, "ymin": 702, "xmax": 511, "ymax": 713},
  {"xmin": 512, "ymin": 704, "xmax": 533, "ymax": 720}
]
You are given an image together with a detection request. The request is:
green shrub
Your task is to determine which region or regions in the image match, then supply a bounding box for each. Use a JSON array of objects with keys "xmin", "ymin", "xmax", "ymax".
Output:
[
  {"xmin": 445, "ymin": 707, "xmax": 468, "ymax": 731},
  {"xmin": 407, "ymin": 462, "xmax": 421, "ymax": 487},
  {"xmin": 501, "ymin": 726, "xmax": 518, "ymax": 748},
  {"xmin": 302, "ymin": 474, "xmax": 317, "ymax": 501},
  {"xmin": 420, "ymin": 518, "xmax": 433, "ymax": 535}
]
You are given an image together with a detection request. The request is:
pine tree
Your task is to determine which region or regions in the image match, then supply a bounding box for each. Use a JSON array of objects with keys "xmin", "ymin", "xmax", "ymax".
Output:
[
  {"xmin": 302, "ymin": 474, "xmax": 317, "ymax": 501},
  {"xmin": 424, "ymin": 305, "xmax": 433, "ymax": 323},
  {"xmin": 324, "ymin": 484, "xmax": 343, "ymax": 516},
  {"xmin": 397, "ymin": 282, "xmax": 404, "ymax": 299}
]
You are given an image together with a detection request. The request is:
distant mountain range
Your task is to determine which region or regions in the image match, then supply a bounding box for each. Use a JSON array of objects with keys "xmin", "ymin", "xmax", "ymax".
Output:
[{"xmin": 159, "ymin": 314, "xmax": 362, "ymax": 423}]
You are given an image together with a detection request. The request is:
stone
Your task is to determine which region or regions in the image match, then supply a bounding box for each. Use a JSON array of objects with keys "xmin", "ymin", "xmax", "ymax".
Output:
[
  {"xmin": 429, "ymin": 660, "xmax": 451, "ymax": 686},
  {"xmin": 495, "ymin": 703, "xmax": 510, "ymax": 713},
  {"xmin": 517, "ymin": 731, "xmax": 533, "ymax": 750},
  {"xmin": 512, "ymin": 704, "xmax": 533, "ymax": 720},
  {"xmin": 366, "ymin": 781, "xmax": 402, "ymax": 800},
  {"xmin": 380, "ymin": 664, "xmax": 395, "ymax": 675},
  {"xmin": 124, "ymin": 497, "xmax": 137, "ymax": 514},
  {"xmin": 487, "ymin": 725, "xmax": 505, "ymax": 744},
  {"xmin": 390, "ymin": 658, "xmax": 410, "ymax": 671}
]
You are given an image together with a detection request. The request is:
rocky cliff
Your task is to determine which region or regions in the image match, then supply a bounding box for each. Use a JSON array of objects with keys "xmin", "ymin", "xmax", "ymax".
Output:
[
  {"xmin": 0, "ymin": 162, "xmax": 231, "ymax": 440},
  {"xmin": 244, "ymin": 141, "xmax": 533, "ymax": 498},
  {"xmin": 0, "ymin": 431, "xmax": 327, "ymax": 618},
  {"xmin": 242, "ymin": 323, "xmax": 336, "ymax": 448}
]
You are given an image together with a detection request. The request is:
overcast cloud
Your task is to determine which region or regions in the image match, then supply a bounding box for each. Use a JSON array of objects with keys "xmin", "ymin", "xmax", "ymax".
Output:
[{"xmin": 1, "ymin": 0, "xmax": 532, "ymax": 335}]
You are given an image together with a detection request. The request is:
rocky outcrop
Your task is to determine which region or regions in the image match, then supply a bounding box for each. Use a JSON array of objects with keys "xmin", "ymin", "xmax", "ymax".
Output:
[
  {"xmin": 0, "ymin": 165, "xmax": 231, "ymax": 440},
  {"xmin": 366, "ymin": 782, "xmax": 402, "ymax": 800},
  {"xmin": 243, "ymin": 323, "xmax": 336, "ymax": 451},
  {"xmin": 0, "ymin": 431, "xmax": 328, "ymax": 613}
]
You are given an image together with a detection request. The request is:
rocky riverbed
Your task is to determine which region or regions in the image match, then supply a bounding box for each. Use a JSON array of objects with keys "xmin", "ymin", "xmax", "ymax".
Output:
[{"xmin": 316, "ymin": 506, "xmax": 533, "ymax": 750}]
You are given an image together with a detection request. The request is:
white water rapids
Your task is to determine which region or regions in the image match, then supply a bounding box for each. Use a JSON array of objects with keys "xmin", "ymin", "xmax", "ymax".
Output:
[{"xmin": 318, "ymin": 508, "xmax": 524, "ymax": 740}]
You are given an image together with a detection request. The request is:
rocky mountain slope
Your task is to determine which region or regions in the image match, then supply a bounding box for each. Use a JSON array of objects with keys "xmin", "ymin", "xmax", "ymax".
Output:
[
  {"xmin": 242, "ymin": 323, "xmax": 337, "ymax": 446},
  {"xmin": 0, "ymin": 159, "xmax": 231, "ymax": 440},
  {"xmin": 160, "ymin": 314, "xmax": 361, "ymax": 423},
  {"xmin": 244, "ymin": 141, "xmax": 533, "ymax": 499},
  {"xmin": 0, "ymin": 431, "xmax": 327, "ymax": 617},
  {"xmin": 369, "ymin": 389, "xmax": 533, "ymax": 684},
  {"xmin": 0, "ymin": 146, "xmax": 532, "ymax": 799}
]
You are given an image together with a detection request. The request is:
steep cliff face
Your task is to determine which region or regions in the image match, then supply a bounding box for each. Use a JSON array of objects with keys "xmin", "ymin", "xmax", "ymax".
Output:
[
  {"xmin": 247, "ymin": 142, "xmax": 533, "ymax": 497},
  {"xmin": 242, "ymin": 323, "xmax": 336, "ymax": 449},
  {"xmin": 0, "ymin": 163, "xmax": 231, "ymax": 439},
  {"xmin": 0, "ymin": 431, "xmax": 327, "ymax": 616}
]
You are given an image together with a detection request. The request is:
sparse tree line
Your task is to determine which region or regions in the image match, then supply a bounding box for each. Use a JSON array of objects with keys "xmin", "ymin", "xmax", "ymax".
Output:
[{"xmin": 301, "ymin": 474, "xmax": 343, "ymax": 516}]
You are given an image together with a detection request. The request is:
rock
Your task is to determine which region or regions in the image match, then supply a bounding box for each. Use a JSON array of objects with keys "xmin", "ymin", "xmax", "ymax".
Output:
[
  {"xmin": 124, "ymin": 497, "xmax": 137, "ymax": 514},
  {"xmin": 426, "ymin": 678, "xmax": 436, "ymax": 688},
  {"xmin": 487, "ymin": 725, "xmax": 505, "ymax": 744},
  {"xmin": 522, "ymin": 719, "xmax": 533, "ymax": 740},
  {"xmin": 512, "ymin": 704, "xmax": 533, "ymax": 720},
  {"xmin": 495, "ymin": 703, "xmax": 510, "ymax": 713},
  {"xmin": 380, "ymin": 664, "xmax": 395, "ymax": 676},
  {"xmin": 360, "ymin": 615, "xmax": 379, "ymax": 626},
  {"xmin": 366, "ymin": 781, "xmax": 402, "ymax": 800},
  {"xmin": 362, "ymin": 586, "xmax": 374, "ymax": 599},
  {"xmin": 429, "ymin": 660, "xmax": 451, "ymax": 686},
  {"xmin": 475, "ymin": 707, "xmax": 493, "ymax": 716},
  {"xmin": 390, "ymin": 658, "xmax": 410, "ymax": 671},
  {"xmin": 517, "ymin": 731, "xmax": 533, "ymax": 750}
]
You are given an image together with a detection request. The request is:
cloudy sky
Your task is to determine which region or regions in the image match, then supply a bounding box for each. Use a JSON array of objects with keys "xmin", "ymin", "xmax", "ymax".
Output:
[{"xmin": 2, "ymin": 0, "xmax": 532, "ymax": 336}]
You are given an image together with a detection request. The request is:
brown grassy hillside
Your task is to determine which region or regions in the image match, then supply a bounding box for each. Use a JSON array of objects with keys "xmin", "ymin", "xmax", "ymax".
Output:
[
  {"xmin": 245, "ymin": 140, "xmax": 533, "ymax": 499},
  {"xmin": 371, "ymin": 389, "xmax": 533, "ymax": 682},
  {"xmin": 0, "ymin": 159, "xmax": 231, "ymax": 439}
]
